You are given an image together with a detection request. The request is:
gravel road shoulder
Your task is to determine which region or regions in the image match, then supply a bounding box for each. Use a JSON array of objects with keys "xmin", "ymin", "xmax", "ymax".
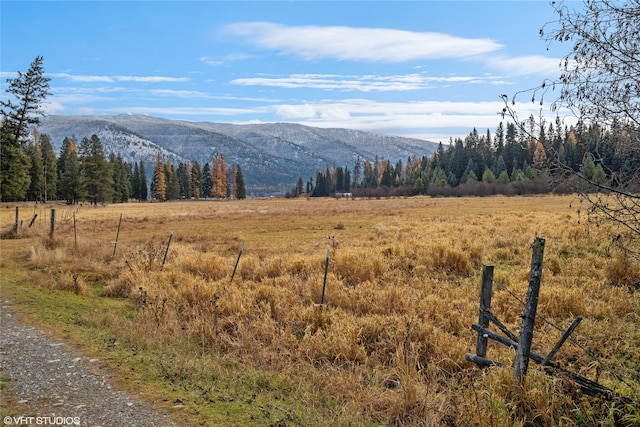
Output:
[{"xmin": 1, "ymin": 300, "xmax": 184, "ymax": 427}]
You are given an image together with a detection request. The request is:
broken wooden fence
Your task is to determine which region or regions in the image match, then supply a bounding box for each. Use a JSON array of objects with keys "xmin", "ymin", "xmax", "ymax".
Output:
[{"xmin": 465, "ymin": 237, "xmax": 633, "ymax": 404}]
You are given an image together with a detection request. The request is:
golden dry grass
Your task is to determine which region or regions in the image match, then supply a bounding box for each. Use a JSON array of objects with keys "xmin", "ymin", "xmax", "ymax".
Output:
[{"xmin": 1, "ymin": 195, "xmax": 639, "ymax": 426}]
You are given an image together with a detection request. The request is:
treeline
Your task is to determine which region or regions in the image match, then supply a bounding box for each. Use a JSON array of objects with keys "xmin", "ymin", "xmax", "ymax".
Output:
[
  {"xmin": 149, "ymin": 151, "xmax": 246, "ymax": 202},
  {"xmin": 299, "ymin": 120, "xmax": 637, "ymax": 198},
  {"xmin": 1, "ymin": 131, "xmax": 245, "ymax": 203}
]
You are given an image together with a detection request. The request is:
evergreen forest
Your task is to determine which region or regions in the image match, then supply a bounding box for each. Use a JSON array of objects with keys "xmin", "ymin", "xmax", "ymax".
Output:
[
  {"xmin": 1, "ymin": 131, "xmax": 246, "ymax": 203},
  {"xmin": 301, "ymin": 119, "xmax": 637, "ymax": 198}
]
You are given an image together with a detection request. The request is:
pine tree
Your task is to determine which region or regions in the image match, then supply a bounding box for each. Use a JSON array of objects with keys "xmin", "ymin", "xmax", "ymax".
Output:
[
  {"xmin": 132, "ymin": 162, "xmax": 141, "ymax": 201},
  {"xmin": 177, "ymin": 162, "xmax": 191, "ymax": 199},
  {"xmin": 362, "ymin": 160, "xmax": 375, "ymax": 188},
  {"xmin": 497, "ymin": 170, "xmax": 511, "ymax": 184},
  {"xmin": 164, "ymin": 160, "xmax": 173, "ymax": 200},
  {"xmin": 80, "ymin": 135, "xmax": 113, "ymax": 205},
  {"xmin": 110, "ymin": 153, "xmax": 130, "ymax": 203},
  {"xmin": 0, "ymin": 56, "xmax": 50, "ymax": 202},
  {"xmin": 0, "ymin": 124, "xmax": 30, "ymax": 201},
  {"xmin": 343, "ymin": 168, "xmax": 351, "ymax": 192},
  {"xmin": 1, "ymin": 56, "xmax": 51, "ymax": 143},
  {"xmin": 227, "ymin": 164, "xmax": 236, "ymax": 198},
  {"xmin": 296, "ymin": 177, "xmax": 304, "ymax": 196},
  {"xmin": 58, "ymin": 138, "xmax": 85, "ymax": 204},
  {"xmin": 190, "ymin": 161, "xmax": 202, "ymax": 198},
  {"xmin": 151, "ymin": 154, "xmax": 166, "ymax": 201},
  {"xmin": 26, "ymin": 142, "xmax": 44, "ymax": 201},
  {"xmin": 414, "ymin": 177, "xmax": 426, "ymax": 194},
  {"xmin": 138, "ymin": 161, "xmax": 148, "ymax": 201},
  {"xmin": 57, "ymin": 137, "xmax": 73, "ymax": 195},
  {"xmin": 352, "ymin": 156, "xmax": 361, "ymax": 189},
  {"xmin": 165, "ymin": 160, "xmax": 179, "ymax": 200},
  {"xmin": 234, "ymin": 164, "xmax": 246, "ymax": 199},
  {"xmin": 380, "ymin": 161, "xmax": 393, "ymax": 187},
  {"xmin": 201, "ymin": 162, "xmax": 212, "ymax": 198},
  {"xmin": 482, "ymin": 168, "xmax": 496, "ymax": 184},
  {"xmin": 40, "ymin": 134, "xmax": 57, "ymax": 201}
]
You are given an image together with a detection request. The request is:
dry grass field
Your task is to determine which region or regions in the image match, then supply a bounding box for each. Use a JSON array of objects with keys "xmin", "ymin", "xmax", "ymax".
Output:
[{"xmin": 1, "ymin": 195, "xmax": 639, "ymax": 426}]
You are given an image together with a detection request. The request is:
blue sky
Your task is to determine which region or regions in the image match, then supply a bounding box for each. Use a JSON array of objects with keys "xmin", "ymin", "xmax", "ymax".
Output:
[{"xmin": 1, "ymin": 1, "xmax": 572, "ymax": 142}]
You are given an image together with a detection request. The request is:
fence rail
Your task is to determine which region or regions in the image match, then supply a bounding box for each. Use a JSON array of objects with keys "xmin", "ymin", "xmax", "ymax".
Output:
[{"xmin": 465, "ymin": 236, "xmax": 634, "ymax": 405}]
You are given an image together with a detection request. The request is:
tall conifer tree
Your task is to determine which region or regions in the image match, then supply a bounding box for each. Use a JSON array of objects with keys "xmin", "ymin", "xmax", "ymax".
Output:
[
  {"xmin": 151, "ymin": 154, "xmax": 166, "ymax": 201},
  {"xmin": 235, "ymin": 164, "xmax": 246, "ymax": 199}
]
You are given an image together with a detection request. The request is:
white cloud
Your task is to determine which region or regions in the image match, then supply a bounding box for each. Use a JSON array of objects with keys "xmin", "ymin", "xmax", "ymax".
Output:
[
  {"xmin": 50, "ymin": 73, "xmax": 188, "ymax": 83},
  {"xmin": 115, "ymin": 76, "xmax": 189, "ymax": 83},
  {"xmin": 490, "ymin": 55, "xmax": 562, "ymax": 77},
  {"xmin": 232, "ymin": 73, "xmax": 507, "ymax": 92},
  {"xmin": 200, "ymin": 54, "xmax": 252, "ymax": 66},
  {"xmin": 108, "ymin": 106, "xmax": 262, "ymax": 116},
  {"xmin": 275, "ymin": 104, "xmax": 318, "ymax": 119},
  {"xmin": 267, "ymin": 98, "xmax": 552, "ymax": 141},
  {"xmin": 52, "ymin": 73, "xmax": 114, "ymax": 83},
  {"xmin": 42, "ymin": 101, "xmax": 65, "ymax": 114},
  {"xmin": 225, "ymin": 22, "xmax": 502, "ymax": 62},
  {"xmin": 149, "ymin": 89, "xmax": 211, "ymax": 98}
]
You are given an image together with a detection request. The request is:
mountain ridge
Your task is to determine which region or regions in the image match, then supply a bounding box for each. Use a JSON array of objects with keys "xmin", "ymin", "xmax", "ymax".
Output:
[{"xmin": 38, "ymin": 114, "xmax": 439, "ymax": 195}]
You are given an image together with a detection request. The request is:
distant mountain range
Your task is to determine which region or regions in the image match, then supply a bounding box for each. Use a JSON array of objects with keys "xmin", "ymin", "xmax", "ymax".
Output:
[{"xmin": 38, "ymin": 115, "xmax": 438, "ymax": 195}]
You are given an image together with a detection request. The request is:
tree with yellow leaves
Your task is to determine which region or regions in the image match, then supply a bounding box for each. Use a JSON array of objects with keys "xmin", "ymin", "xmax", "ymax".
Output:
[
  {"xmin": 150, "ymin": 154, "xmax": 166, "ymax": 201},
  {"xmin": 211, "ymin": 152, "xmax": 227, "ymax": 198}
]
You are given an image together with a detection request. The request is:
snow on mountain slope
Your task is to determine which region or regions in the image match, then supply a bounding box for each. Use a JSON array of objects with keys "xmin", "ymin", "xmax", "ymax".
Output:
[{"xmin": 38, "ymin": 115, "xmax": 438, "ymax": 195}]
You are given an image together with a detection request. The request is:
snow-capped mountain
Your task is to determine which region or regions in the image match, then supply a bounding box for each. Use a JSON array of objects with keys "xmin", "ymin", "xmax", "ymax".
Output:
[{"xmin": 38, "ymin": 115, "xmax": 438, "ymax": 195}]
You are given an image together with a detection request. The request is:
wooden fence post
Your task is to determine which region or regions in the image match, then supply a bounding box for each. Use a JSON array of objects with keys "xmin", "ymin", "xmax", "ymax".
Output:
[
  {"xmin": 476, "ymin": 265, "xmax": 494, "ymax": 358},
  {"xmin": 320, "ymin": 248, "xmax": 330, "ymax": 306},
  {"xmin": 230, "ymin": 243, "xmax": 245, "ymax": 283},
  {"xmin": 49, "ymin": 208, "xmax": 56, "ymax": 239},
  {"xmin": 14, "ymin": 206, "xmax": 19, "ymax": 233},
  {"xmin": 73, "ymin": 212, "xmax": 77, "ymax": 248},
  {"xmin": 161, "ymin": 231, "xmax": 174, "ymax": 269},
  {"xmin": 112, "ymin": 213, "xmax": 123, "ymax": 257},
  {"xmin": 514, "ymin": 237, "xmax": 545, "ymax": 383},
  {"xmin": 541, "ymin": 316, "xmax": 583, "ymax": 367}
]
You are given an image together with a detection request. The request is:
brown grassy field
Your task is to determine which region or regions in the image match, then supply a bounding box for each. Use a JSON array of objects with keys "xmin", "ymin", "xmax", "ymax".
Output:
[{"xmin": 1, "ymin": 195, "xmax": 639, "ymax": 426}]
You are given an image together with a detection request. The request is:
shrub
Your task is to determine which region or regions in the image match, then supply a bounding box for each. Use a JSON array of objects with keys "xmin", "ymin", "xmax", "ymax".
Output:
[{"xmin": 605, "ymin": 251, "xmax": 640, "ymax": 289}]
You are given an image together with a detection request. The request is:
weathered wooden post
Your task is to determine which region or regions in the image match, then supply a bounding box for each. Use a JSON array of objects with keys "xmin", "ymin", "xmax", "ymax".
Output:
[
  {"xmin": 14, "ymin": 206, "xmax": 19, "ymax": 233},
  {"xmin": 49, "ymin": 208, "xmax": 56, "ymax": 239},
  {"xmin": 28, "ymin": 214, "xmax": 38, "ymax": 228},
  {"xmin": 320, "ymin": 248, "xmax": 330, "ymax": 306},
  {"xmin": 540, "ymin": 316, "xmax": 583, "ymax": 367},
  {"xmin": 161, "ymin": 231, "xmax": 174, "ymax": 269},
  {"xmin": 514, "ymin": 237, "xmax": 545, "ymax": 383},
  {"xmin": 73, "ymin": 212, "xmax": 78, "ymax": 248},
  {"xmin": 112, "ymin": 213, "xmax": 123, "ymax": 257},
  {"xmin": 230, "ymin": 243, "xmax": 245, "ymax": 283},
  {"xmin": 476, "ymin": 265, "xmax": 494, "ymax": 358}
]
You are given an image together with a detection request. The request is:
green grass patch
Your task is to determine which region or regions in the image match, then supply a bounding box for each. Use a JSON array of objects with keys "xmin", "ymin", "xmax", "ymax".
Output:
[{"xmin": 0, "ymin": 258, "xmax": 345, "ymax": 426}]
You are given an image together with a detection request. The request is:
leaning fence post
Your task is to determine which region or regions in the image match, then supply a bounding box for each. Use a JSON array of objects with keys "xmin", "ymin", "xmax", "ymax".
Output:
[
  {"xmin": 112, "ymin": 213, "xmax": 123, "ymax": 257},
  {"xmin": 230, "ymin": 243, "xmax": 245, "ymax": 283},
  {"xmin": 476, "ymin": 265, "xmax": 494, "ymax": 359},
  {"xmin": 540, "ymin": 316, "xmax": 583, "ymax": 367},
  {"xmin": 161, "ymin": 231, "xmax": 174, "ymax": 270},
  {"xmin": 514, "ymin": 237, "xmax": 545, "ymax": 383}
]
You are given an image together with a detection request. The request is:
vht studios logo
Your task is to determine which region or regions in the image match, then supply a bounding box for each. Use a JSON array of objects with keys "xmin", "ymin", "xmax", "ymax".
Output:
[{"xmin": 3, "ymin": 416, "xmax": 81, "ymax": 426}]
